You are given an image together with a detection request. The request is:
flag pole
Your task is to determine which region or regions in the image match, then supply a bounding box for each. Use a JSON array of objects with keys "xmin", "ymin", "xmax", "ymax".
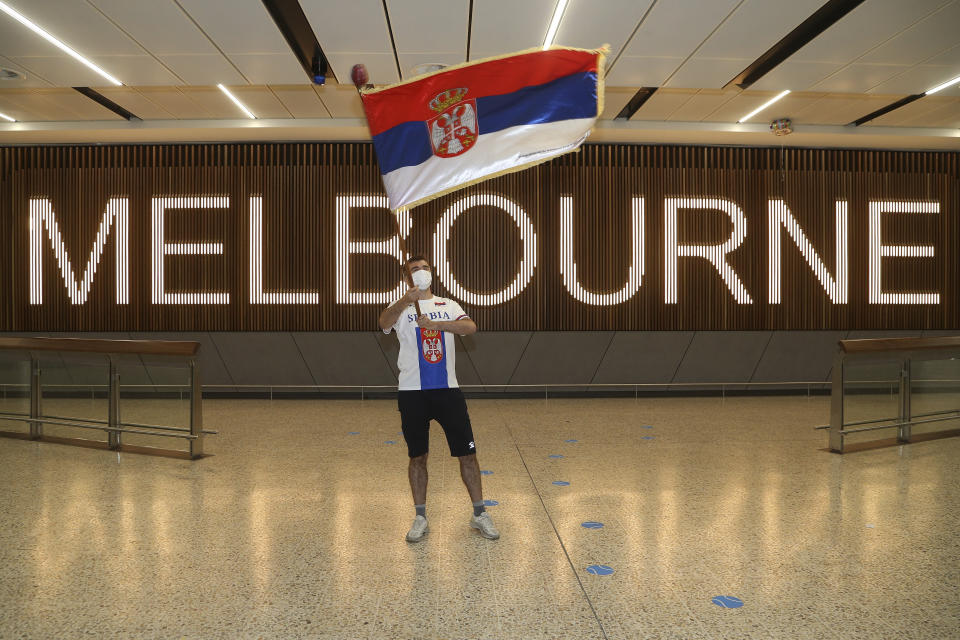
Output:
[
  {"xmin": 393, "ymin": 209, "xmax": 423, "ymax": 317},
  {"xmin": 351, "ymin": 63, "xmax": 422, "ymax": 317}
]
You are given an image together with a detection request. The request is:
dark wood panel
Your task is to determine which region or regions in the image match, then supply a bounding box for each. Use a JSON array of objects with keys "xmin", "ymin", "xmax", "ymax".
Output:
[{"xmin": 1, "ymin": 143, "xmax": 957, "ymax": 331}]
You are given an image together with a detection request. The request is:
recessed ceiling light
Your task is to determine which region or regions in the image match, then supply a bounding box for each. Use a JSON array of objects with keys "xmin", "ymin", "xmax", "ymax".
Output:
[
  {"xmin": 738, "ymin": 89, "xmax": 791, "ymax": 123},
  {"xmin": 0, "ymin": 111, "xmax": 15, "ymax": 122},
  {"xmin": 0, "ymin": 1, "xmax": 122, "ymax": 86},
  {"xmin": 409, "ymin": 63, "xmax": 446, "ymax": 77},
  {"xmin": 217, "ymin": 84, "xmax": 256, "ymax": 119},
  {"xmin": 542, "ymin": 0, "xmax": 569, "ymax": 49},
  {"xmin": 924, "ymin": 74, "xmax": 960, "ymax": 96}
]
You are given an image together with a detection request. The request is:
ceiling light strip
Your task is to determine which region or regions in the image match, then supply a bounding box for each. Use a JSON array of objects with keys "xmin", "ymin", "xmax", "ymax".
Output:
[
  {"xmin": 543, "ymin": 0, "xmax": 569, "ymax": 49},
  {"xmin": 738, "ymin": 90, "xmax": 791, "ymax": 123},
  {"xmin": 466, "ymin": 0, "xmax": 475, "ymax": 62},
  {"xmin": 217, "ymin": 84, "xmax": 256, "ymax": 119},
  {"xmin": 380, "ymin": 0, "xmax": 403, "ymax": 80},
  {"xmin": 725, "ymin": 0, "xmax": 866, "ymax": 90},
  {"xmin": 850, "ymin": 94, "xmax": 924, "ymax": 127},
  {"xmin": 850, "ymin": 72, "xmax": 959, "ymax": 126},
  {"xmin": 0, "ymin": 1, "xmax": 122, "ymax": 86},
  {"xmin": 261, "ymin": 0, "xmax": 329, "ymax": 83},
  {"xmin": 0, "ymin": 111, "xmax": 15, "ymax": 122},
  {"xmin": 73, "ymin": 87, "xmax": 140, "ymax": 120},
  {"xmin": 925, "ymin": 74, "xmax": 960, "ymax": 96},
  {"xmin": 615, "ymin": 87, "xmax": 658, "ymax": 120}
]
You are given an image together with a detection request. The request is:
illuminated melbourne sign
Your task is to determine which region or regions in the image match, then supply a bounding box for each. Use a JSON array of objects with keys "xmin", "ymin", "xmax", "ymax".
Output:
[
  {"xmin": 25, "ymin": 194, "xmax": 945, "ymax": 305},
  {"xmin": 1, "ymin": 143, "xmax": 956, "ymax": 331}
]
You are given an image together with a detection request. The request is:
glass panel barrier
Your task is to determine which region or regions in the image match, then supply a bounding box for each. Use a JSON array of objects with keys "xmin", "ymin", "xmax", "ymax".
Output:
[
  {"xmin": 910, "ymin": 356, "xmax": 960, "ymax": 437},
  {"xmin": 117, "ymin": 356, "xmax": 193, "ymax": 453},
  {"xmin": 0, "ymin": 337, "xmax": 209, "ymax": 459},
  {"xmin": 840, "ymin": 359, "xmax": 902, "ymax": 448},
  {"xmin": 40, "ymin": 353, "xmax": 110, "ymax": 443},
  {"xmin": 0, "ymin": 350, "xmax": 30, "ymax": 434},
  {"xmin": 827, "ymin": 337, "xmax": 960, "ymax": 452}
]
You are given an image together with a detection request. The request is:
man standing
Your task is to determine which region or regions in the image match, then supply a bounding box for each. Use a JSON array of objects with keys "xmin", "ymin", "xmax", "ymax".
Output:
[{"xmin": 378, "ymin": 255, "xmax": 500, "ymax": 543}]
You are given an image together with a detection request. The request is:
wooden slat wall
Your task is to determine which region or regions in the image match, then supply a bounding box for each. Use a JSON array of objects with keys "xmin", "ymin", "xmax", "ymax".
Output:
[{"xmin": 0, "ymin": 143, "xmax": 956, "ymax": 331}]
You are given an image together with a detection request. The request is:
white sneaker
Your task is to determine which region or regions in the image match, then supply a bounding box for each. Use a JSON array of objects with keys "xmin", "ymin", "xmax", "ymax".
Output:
[
  {"xmin": 470, "ymin": 512, "xmax": 500, "ymax": 539},
  {"xmin": 406, "ymin": 515, "xmax": 428, "ymax": 542}
]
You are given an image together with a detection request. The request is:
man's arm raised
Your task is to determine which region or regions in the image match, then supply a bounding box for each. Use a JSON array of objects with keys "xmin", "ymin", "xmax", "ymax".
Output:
[{"xmin": 378, "ymin": 288, "xmax": 429, "ymax": 332}]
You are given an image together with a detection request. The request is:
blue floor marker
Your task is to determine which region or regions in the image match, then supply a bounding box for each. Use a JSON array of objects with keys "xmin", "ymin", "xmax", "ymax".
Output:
[
  {"xmin": 564, "ymin": 439, "xmax": 578, "ymax": 443},
  {"xmin": 480, "ymin": 470, "xmax": 493, "ymax": 476},
  {"xmin": 384, "ymin": 440, "xmax": 396, "ymax": 444},
  {"xmin": 548, "ymin": 454, "xmax": 564, "ymax": 459},
  {"xmin": 581, "ymin": 521, "xmax": 604, "ymax": 529},
  {"xmin": 483, "ymin": 499, "xmax": 498, "ymax": 507},
  {"xmin": 642, "ymin": 425, "xmax": 654, "ymax": 429},
  {"xmin": 641, "ymin": 436, "xmax": 655, "ymax": 440},
  {"xmin": 711, "ymin": 596, "xmax": 744, "ymax": 609},
  {"xmin": 348, "ymin": 432, "xmax": 360, "ymax": 435},
  {"xmin": 552, "ymin": 481, "xmax": 570, "ymax": 486},
  {"xmin": 586, "ymin": 565, "xmax": 614, "ymax": 576}
]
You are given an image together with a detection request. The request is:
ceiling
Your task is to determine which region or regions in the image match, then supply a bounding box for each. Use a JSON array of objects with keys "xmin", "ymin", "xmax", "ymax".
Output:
[{"xmin": 0, "ymin": 0, "xmax": 958, "ymax": 149}]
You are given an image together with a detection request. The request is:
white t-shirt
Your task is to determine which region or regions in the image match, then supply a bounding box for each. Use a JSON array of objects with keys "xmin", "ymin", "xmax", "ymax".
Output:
[{"xmin": 383, "ymin": 295, "xmax": 469, "ymax": 391}]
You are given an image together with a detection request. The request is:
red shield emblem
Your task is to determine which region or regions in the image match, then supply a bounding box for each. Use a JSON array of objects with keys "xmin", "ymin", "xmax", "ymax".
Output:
[
  {"xmin": 420, "ymin": 329, "xmax": 444, "ymax": 363},
  {"xmin": 426, "ymin": 88, "xmax": 477, "ymax": 158}
]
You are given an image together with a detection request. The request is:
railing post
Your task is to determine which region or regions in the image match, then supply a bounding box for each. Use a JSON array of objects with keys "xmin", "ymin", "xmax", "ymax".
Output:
[
  {"xmin": 29, "ymin": 357, "xmax": 42, "ymax": 440},
  {"xmin": 107, "ymin": 357, "xmax": 121, "ymax": 450},
  {"xmin": 829, "ymin": 351, "xmax": 844, "ymax": 452},
  {"xmin": 898, "ymin": 357, "xmax": 912, "ymax": 443},
  {"xmin": 189, "ymin": 360, "xmax": 203, "ymax": 459}
]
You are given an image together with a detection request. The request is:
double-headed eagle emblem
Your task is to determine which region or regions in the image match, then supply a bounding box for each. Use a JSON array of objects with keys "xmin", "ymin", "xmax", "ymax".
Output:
[
  {"xmin": 426, "ymin": 88, "xmax": 478, "ymax": 158},
  {"xmin": 420, "ymin": 329, "xmax": 444, "ymax": 363}
]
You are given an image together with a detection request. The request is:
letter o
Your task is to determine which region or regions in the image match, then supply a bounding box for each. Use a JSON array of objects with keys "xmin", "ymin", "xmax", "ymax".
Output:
[{"xmin": 432, "ymin": 194, "xmax": 537, "ymax": 306}]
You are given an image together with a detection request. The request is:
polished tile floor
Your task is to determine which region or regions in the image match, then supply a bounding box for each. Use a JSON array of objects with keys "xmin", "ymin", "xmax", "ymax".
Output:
[{"xmin": 0, "ymin": 395, "xmax": 958, "ymax": 639}]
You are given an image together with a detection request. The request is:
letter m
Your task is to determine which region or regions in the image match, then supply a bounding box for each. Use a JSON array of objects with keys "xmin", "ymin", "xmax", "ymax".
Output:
[{"xmin": 29, "ymin": 197, "xmax": 129, "ymax": 305}]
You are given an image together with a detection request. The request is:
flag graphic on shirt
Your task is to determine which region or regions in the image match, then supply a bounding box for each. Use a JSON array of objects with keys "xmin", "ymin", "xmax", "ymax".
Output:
[
  {"xmin": 416, "ymin": 328, "xmax": 449, "ymax": 389},
  {"xmin": 420, "ymin": 329, "xmax": 444, "ymax": 364},
  {"xmin": 358, "ymin": 46, "xmax": 605, "ymax": 211}
]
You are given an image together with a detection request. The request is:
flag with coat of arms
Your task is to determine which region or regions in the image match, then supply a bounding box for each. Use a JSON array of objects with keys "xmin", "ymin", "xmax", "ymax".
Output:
[{"xmin": 358, "ymin": 46, "xmax": 606, "ymax": 211}]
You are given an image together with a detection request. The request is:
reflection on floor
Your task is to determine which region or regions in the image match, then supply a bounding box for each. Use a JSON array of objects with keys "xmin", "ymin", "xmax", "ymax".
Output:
[{"xmin": 0, "ymin": 396, "xmax": 958, "ymax": 639}]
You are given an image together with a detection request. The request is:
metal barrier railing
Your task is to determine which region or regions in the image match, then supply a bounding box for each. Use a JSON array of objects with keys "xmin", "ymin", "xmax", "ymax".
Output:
[
  {"xmin": 0, "ymin": 337, "xmax": 214, "ymax": 459},
  {"xmin": 199, "ymin": 381, "xmax": 833, "ymax": 399},
  {"xmin": 9, "ymin": 378, "xmax": 957, "ymax": 403},
  {"xmin": 2, "ymin": 380, "xmax": 839, "ymax": 405},
  {"xmin": 816, "ymin": 336, "xmax": 960, "ymax": 453}
]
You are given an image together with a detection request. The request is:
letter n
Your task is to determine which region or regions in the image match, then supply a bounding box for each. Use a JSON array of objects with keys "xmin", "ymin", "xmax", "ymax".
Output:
[{"xmin": 768, "ymin": 200, "xmax": 847, "ymax": 304}]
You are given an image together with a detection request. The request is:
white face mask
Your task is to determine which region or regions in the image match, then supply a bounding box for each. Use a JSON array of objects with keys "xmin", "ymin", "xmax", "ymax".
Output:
[{"xmin": 411, "ymin": 269, "xmax": 432, "ymax": 291}]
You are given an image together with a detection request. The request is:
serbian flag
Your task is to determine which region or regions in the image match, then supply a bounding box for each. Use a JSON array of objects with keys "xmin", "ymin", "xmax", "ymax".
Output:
[{"xmin": 359, "ymin": 46, "xmax": 605, "ymax": 211}]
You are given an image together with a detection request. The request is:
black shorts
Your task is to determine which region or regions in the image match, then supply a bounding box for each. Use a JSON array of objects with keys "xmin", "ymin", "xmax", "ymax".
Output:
[{"xmin": 398, "ymin": 388, "xmax": 476, "ymax": 458}]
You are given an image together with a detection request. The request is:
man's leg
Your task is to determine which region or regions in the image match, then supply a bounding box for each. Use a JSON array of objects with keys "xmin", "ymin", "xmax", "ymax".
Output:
[
  {"xmin": 436, "ymin": 389, "xmax": 499, "ymax": 539},
  {"xmin": 400, "ymin": 390, "xmax": 431, "ymax": 542},
  {"xmin": 458, "ymin": 453, "xmax": 482, "ymax": 503},
  {"xmin": 460, "ymin": 453, "xmax": 499, "ymax": 539},
  {"xmin": 406, "ymin": 453, "xmax": 429, "ymax": 542},
  {"xmin": 409, "ymin": 453, "xmax": 428, "ymax": 505}
]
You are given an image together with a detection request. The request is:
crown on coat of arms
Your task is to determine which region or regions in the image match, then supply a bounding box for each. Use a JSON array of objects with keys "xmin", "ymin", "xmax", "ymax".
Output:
[{"xmin": 429, "ymin": 88, "xmax": 468, "ymax": 112}]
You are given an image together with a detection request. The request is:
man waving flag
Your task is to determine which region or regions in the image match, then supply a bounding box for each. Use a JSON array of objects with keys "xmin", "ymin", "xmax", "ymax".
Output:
[{"xmin": 358, "ymin": 46, "xmax": 606, "ymax": 211}]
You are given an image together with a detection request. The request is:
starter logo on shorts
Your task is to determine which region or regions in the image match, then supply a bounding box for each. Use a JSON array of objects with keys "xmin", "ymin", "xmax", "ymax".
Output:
[
  {"xmin": 427, "ymin": 88, "xmax": 477, "ymax": 158},
  {"xmin": 420, "ymin": 329, "xmax": 444, "ymax": 363}
]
